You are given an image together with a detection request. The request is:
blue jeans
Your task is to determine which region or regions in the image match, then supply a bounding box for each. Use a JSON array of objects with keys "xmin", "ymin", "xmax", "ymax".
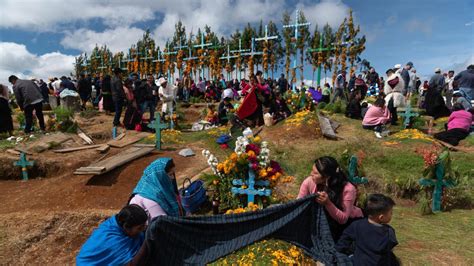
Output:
[
  {"xmin": 113, "ymin": 99, "xmax": 125, "ymax": 126},
  {"xmin": 141, "ymin": 101, "xmax": 156, "ymax": 121},
  {"xmin": 183, "ymin": 88, "xmax": 190, "ymax": 102}
]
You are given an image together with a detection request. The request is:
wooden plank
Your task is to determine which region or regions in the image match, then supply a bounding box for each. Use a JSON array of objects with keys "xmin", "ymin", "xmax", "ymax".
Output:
[
  {"xmin": 96, "ymin": 144, "xmax": 110, "ymax": 153},
  {"xmin": 6, "ymin": 149, "xmax": 21, "ymax": 156},
  {"xmin": 53, "ymin": 144, "xmax": 103, "ymax": 153},
  {"xmin": 318, "ymin": 114, "xmax": 339, "ymax": 139},
  {"xmin": 107, "ymin": 132, "xmax": 151, "ymax": 148},
  {"xmin": 78, "ymin": 132, "xmax": 94, "ymax": 145},
  {"xmin": 133, "ymin": 144, "xmax": 156, "ymax": 148},
  {"xmin": 74, "ymin": 147, "xmax": 154, "ymax": 175},
  {"xmin": 116, "ymin": 132, "xmax": 126, "ymax": 140}
]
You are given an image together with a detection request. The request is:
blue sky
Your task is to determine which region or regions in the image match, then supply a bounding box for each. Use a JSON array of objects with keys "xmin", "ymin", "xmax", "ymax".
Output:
[{"xmin": 0, "ymin": 0, "xmax": 473, "ymax": 86}]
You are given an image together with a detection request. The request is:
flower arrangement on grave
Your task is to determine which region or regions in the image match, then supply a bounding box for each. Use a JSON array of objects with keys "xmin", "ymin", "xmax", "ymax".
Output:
[
  {"xmin": 202, "ymin": 136, "xmax": 290, "ymax": 211},
  {"xmin": 393, "ymin": 129, "xmax": 433, "ymax": 142},
  {"xmin": 285, "ymin": 90, "xmax": 314, "ymax": 113},
  {"xmin": 416, "ymin": 146, "xmax": 457, "ymax": 213}
]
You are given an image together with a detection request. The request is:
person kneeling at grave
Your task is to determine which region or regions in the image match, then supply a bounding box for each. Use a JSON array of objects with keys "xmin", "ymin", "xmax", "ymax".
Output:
[
  {"xmin": 129, "ymin": 158, "xmax": 183, "ymax": 224},
  {"xmin": 298, "ymin": 156, "xmax": 364, "ymax": 242},
  {"xmin": 336, "ymin": 194, "xmax": 399, "ymax": 266},
  {"xmin": 434, "ymin": 103, "xmax": 473, "ymax": 146},
  {"xmin": 362, "ymin": 97, "xmax": 391, "ymax": 139},
  {"xmin": 76, "ymin": 204, "xmax": 148, "ymax": 266}
]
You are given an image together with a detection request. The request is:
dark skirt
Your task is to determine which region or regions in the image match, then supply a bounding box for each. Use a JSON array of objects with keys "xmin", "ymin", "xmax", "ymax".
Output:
[
  {"xmin": 102, "ymin": 93, "xmax": 114, "ymax": 112},
  {"xmin": 434, "ymin": 128, "xmax": 469, "ymax": 146},
  {"xmin": 0, "ymin": 98, "xmax": 13, "ymax": 133}
]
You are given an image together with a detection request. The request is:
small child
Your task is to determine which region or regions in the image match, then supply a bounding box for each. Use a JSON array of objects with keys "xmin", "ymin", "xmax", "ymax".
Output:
[
  {"xmin": 336, "ymin": 194, "xmax": 399, "ymax": 266},
  {"xmin": 321, "ymin": 83, "xmax": 331, "ymax": 103},
  {"xmin": 206, "ymin": 104, "xmax": 218, "ymax": 124},
  {"xmin": 362, "ymin": 98, "xmax": 391, "ymax": 138}
]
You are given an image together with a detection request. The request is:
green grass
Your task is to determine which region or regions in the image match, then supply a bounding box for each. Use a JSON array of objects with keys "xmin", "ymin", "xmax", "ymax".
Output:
[
  {"xmin": 392, "ymin": 206, "xmax": 474, "ymax": 265},
  {"xmin": 172, "ymin": 112, "xmax": 474, "ymax": 264},
  {"xmin": 0, "ymin": 139, "xmax": 15, "ymax": 150},
  {"xmin": 461, "ymin": 134, "xmax": 474, "ymax": 147}
]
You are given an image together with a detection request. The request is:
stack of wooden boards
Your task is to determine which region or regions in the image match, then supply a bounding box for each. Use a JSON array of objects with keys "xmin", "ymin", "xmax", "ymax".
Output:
[{"xmin": 74, "ymin": 146, "xmax": 155, "ymax": 175}]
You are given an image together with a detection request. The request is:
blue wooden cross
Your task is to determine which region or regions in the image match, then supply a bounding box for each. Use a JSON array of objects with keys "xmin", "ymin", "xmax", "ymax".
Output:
[
  {"xmin": 231, "ymin": 164, "xmax": 271, "ymax": 204},
  {"xmin": 399, "ymin": 105, "xmax": 419, "ymax": 129},
  {"xmin": 230, "ymin": 38, "xmax": 250, "ymax": 80},
  {"xmin": 220, "ymin": 45, "xmax": 238, "ymax": 81},
  {"xmin": 183, "ymin": 46, "xmax": 198, "ymax": 62},
  {"xmin": 162, "ymin": 41, "xmax": 178, "ymax": 81},
  {"xmin": 283, "ymin": 9, "xmax": 311, "ymax": 91},
  {"xmin": 14, "ymin": 152, "xmax": 34, "ymax": 181},
  {"xmin": 348, "ymin": 155, "xmax": 368, "ymax": 184},
  {"xmin": 255, "ymin": 25, "xmax": 279, "ymax": 78},
  {"xmin": 112, "ymin": 126, "xmax": 117, "ymax": 139},
  {"xmin": 419, "ymin": 160, "xmax": 455, "ymax": 212},
  {"xmin": 147, "ymin": 113, "xmax": 168, "ymax": 150}
]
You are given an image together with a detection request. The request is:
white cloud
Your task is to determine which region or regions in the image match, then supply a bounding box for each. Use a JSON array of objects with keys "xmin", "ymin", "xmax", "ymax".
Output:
[
  {"xmin": 61, "ymin": 27, "xmax": 145, "ymax": 53},
  {"xmin": 465, "ymin": 21, "xmax": 474, "ymax": 26},
  {"xmin": 0, "ymin": 42, "xmax": 75, "ymax": 88},
  {"xmin": 0, "ymin": 0, "xmax": 155, "ymax": 30},
  {"xmin": 298, "ymin": 0, "xmax": 350, "ymax": 29},
  {"xmin": 405, "ymin": 18, "xmax": 433, "ymax": 35}
]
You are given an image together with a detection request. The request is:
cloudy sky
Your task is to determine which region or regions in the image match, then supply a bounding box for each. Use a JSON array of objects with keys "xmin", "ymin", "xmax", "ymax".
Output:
[{"xmin": 0, "ymin": 0, "xmax": 473, "ymax": 87}]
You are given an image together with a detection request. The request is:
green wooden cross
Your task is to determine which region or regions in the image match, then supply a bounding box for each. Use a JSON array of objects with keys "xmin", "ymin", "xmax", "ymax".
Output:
[
  {"xmin": 347, "ymin": 155, "xmax": 368, "ymax": 184},
  {"xmin": 220, "ymin": 45, "xmax": 238, "ymax": 80},
  {"xmin": 419, "ymin": 155, "xmax": 455, "ymax": 212},
  {"xmin": 399, "ymin": 105, "xmax": 419, "ymax": 129},
  {"xmin": 14, "ymin": 152, "xmax": 34, "ymax": 181},
  {"xmin": 307, "ymin": 37, "xmax": 335, "ymax": 87},
  {"xmin": 147, "ymin": 113, "xmax": 169, "ymax": 150}
]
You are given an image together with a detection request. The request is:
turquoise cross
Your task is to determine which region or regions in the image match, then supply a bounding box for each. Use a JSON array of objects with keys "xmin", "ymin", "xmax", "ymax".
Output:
[
  {"xmin": 147, "ymin": 113, "xmax": 169, "ymax": 150},
  {"xmin": 231, "ymin": 164, "xmax": 271, "ymax": 204},
  {"xmin": 14, "ymin": 152, "xmax": 34, "ymax": 181},
  {"xmin": 399, "ymin": 105, "xmax": 419, "ymax": 129},
  {"xmin": 347, "ymin": 155, "xmax": 368, "ymax": 184},
  {"xmin": 419, "ymin": 160, "xmax": 455, "ymax": 212}
]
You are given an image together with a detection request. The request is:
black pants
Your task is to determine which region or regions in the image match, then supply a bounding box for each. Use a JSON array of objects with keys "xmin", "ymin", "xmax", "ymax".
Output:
[
  {"xmin": 363, "ymin": 124, "xmax": 383, "ymax": 133},
  {"xmin": 24, "ymin": 102, "xmax": 45, "ymax": 133},
  {"xmin": 388, "ymin": 98, "xmax": 398, "ymax": 125},
  {"xmin": 113, "ymin": 99, "xmax": 125, "ymax": 126},
  {"xmin": 434, "ymin": 128, "xmax": 469, "ymax": 146}
]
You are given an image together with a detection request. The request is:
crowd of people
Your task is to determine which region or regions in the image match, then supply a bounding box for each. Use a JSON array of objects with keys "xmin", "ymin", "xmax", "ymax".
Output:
[{"xmin": 76, "ymin": 156, "xmax": 399, "ymax": 265}]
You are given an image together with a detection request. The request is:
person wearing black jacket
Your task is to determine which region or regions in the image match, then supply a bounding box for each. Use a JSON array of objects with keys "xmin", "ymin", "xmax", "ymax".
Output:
[
  {"xmin": 77, "ymin": 73, "xmax": 92, "ymax": 110},
  {"xmin": 9, "ymin": 75, "xmax": 46, "ymax": 133},
  {"xmin": 136, "ymin": 75, "xmax": 158, "ymax": 122},
  {"xmin": 111, "ymin": 68, "xmax": 125, "ymax": 126}
]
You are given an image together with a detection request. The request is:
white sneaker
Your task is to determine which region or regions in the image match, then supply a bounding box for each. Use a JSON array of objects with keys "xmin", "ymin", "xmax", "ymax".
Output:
[{"xmin": 374, "ymin": 131, "xmax": 383, "ymax": 139}]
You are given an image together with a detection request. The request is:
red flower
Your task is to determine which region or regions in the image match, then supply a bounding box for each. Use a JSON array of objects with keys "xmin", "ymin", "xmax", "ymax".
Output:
[
  {"xmin": 251, "ymin": 163, "xmax": 259, "ymax": 171},
  {"xmin": 245, "ymin": 143, "xmax": 261, "ymax": 155},
  {"xmin": 270, "ymin": 160, "xmax": 282, "ymax": 173},
  {"xmin": 220, "ymin": 143, "xmax": 229, "ymax": 149}
]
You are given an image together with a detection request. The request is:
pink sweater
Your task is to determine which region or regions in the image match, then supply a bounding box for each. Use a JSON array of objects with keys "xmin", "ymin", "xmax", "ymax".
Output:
[
  {"xmin": 298, "ymin": 177, "xmax": 363, "ymax": 224},
  {"xmin": 362, "ymin": 105, "xmax": 391, "ymax": 126},
  {"xmin": 447, "ymin": 110, "xmax": 472, "ymax": 131},
  {"xmin": 129, "ymin": 194, "xmax": 167, "ymax": 223}
]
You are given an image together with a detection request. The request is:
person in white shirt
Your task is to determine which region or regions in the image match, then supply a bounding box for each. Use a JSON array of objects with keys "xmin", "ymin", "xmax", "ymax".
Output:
[
  {"xmin": 407, "ymin": 68, "xmax": 417, "ymax": 100},
  {"xmin": 445, "ymin": 70, "xmax": 455, "ymax": 109},
  {"xmin": 158, "ymin": 77, "xmax": 177, "ymax": 117}
]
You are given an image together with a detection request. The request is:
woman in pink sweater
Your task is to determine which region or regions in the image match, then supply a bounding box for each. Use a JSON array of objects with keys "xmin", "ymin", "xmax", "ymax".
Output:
[
  {"xmin": 298, "ymin": 156, "xmax": 363, "ymax": 242},
  {"xmin": 434, "ymin": 103, "xmax": 473, "ymax": 146},
  {"xmin": 362, "ymin": 98, "xmax": 391, "ymax": 138}
]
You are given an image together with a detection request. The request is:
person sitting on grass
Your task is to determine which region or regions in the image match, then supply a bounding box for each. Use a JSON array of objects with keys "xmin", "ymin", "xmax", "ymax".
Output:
[
  {"xmin": 269, "ymin": 91, "xmax": 292, "ymax": 124},
  {"xmin": 76, "ymin": 204, "xmax": 148, "ymax": 266},
  {"xmin": 345, "ymin": 89, "xmax": 363, "ymax": 119},
  {"xmin": 129, "ymin": 158, "xmax": 183, "ymax": 223},
  {"xmin": 434, "ymin": 103, "xmax": 473, "ymax": 146},
  {"xmin": 298, "ymin": 156, "xmax": 363, "ymax": 242},
  {"xmin": 205, "ymin": 104, "xmax": 218, "ymax": 125},
  {"xmin": 218, "ymin": 97, "xmax": 234, "ymax": 125},
  {"xmin": 362, "ymin": 98, "xmax": 391, "ymax": 139},
  {"xmin": 336, "ymin": 194, "xmax": 399, "ymax": 266}
]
